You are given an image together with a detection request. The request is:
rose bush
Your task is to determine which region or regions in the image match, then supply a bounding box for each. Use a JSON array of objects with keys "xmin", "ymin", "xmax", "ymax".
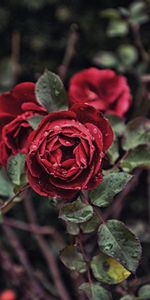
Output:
[
  {"xmin": 26, "ymin": 104, "xmax": 113, "ymax": 199},
  {"xmin": 0, "ymin": 82, "xmax": 47, "ymax": 165},
  {"xmin": 69, "ymin": 68, "xmax": 131, "ymax": 117}
]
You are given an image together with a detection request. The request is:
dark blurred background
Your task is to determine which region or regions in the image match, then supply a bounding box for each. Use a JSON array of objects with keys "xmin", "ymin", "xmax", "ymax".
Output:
[{"xmin": 0, "ymin": 1, "xmax": 150, "ymax": 299}]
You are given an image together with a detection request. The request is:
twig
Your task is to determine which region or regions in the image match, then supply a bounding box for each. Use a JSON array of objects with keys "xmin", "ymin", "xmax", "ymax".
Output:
[
  {"xmin": 129, "ymin": 21, "xmax": 149, "ymax": 63},
  {"xmin": 24, "ymin": 192, "xmax": 71, "ymax": 300},
  {"xmin": 58, "ymin": 23, "xmax": 79, "ymax": 81},
  {"xmin": 3, "ymin": 217, "xmax": 65, "ymax": 249},
  {"xmin": 2, "ymin": 225, "xmax": 51, "ymax": 299},
  {"xmin": 148, "ymin": 171, "xmax": 150, "ymax": 225},
  {"xmin": 0, "ymin": 184, "xmax": 29, "ymax": 215}
]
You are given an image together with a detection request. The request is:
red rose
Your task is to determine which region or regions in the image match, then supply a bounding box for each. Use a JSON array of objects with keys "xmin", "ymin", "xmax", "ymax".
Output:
[
  {"xmin": 0, "ymin": 290, "xmax": 16, "ymax": 300},
  {"xmin": 69, "ymin": 68, "xmax": 131, "ymax": 117},
  {"xmin": 0, "ymin": 82, "xmax": 46, "ymax": 165},
  {"xmin": 26, "ymin": 104, "xmax": 113, "ymax": 199}
]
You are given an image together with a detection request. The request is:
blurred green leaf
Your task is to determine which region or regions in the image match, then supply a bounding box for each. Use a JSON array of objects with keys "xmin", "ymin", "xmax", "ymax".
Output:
[
  {"xmin": 28, "ymin": 115, "xmax": 44, "ymax": 130},
  {"xmin": 93, "ymin": 51, "xmax": 117, "ymax": 67},
  {"xmin": 35, "ymin": 70, "xmax": 67, "ymax": 112},
  {"xmin": 100, "ymin": 9, "xmax": 120, "ymax": 19},
  {"xmin": 129, "ymin": 1, "xmax": 148, "ymax": 25},
  {"xmin": 97, "ymin": 220, "xmax": 142, "ymax": 273},
  {"xmin": 107, "ymin": 20, "xmax": 128, "ymax": 37},
  {"xmin": 91, "ymin": 253, "xmax": 131, "ymax": 284},
  {"xmin": 7, "ymin": 154, "xmax": 27, "ymax": 186},
  {"xmin": 59, "ymin": 199, "xmax": 93, "ymax": 223},
  {"xmin": 117, "ymin": 45, "xmax": 138, "ymax": 67},
  {"xmin": 122, "ymin": 118, "xmax": 150, "ymax": 151},
  {"xmin": 121, "ymin": 145, "xmax": 150, "ymax": 172},
  {"xmin": 106, "ymin": 115, "xmax": 125, "ymax": 137},
  {"xmin": 79, "ymin": 282, "xmax": 112, "ymax": 300},
  {"xmin": 60, "ymin": 245, "xmax": 86, "ymax": 273},
  {"xmin": 120, "ymin": 296, "xmax": 136, "ymax": 300},
  {"xmin": 91, "ymin": 172, "xmax": 132, "ymax": 207},
  {"xmin": 0, "ymin": 167, "xmax": 14, "ymax": 197},
  {"xmin": 138, "ymin": 284, "xmax": 150, "ymax": 299}
]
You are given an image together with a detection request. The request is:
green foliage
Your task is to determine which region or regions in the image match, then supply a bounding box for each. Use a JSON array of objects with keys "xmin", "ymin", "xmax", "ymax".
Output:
[
  {"xmin": 120, "ymin": 296, "xmax": 135, "ymax": 300},
  {"xmin": 138, "ymin": 284, "xmax": 150, "ymax": 299},
  {"xmin": 80, "ymin": 213, "xmax": 99, "ymax": 233},
  {"xmin": 90, "ymin": 172, "xmax": 132, "ymax": 207},
  {"xmin": 0, "ymin": 167, "xmax": 14, "ymax": 197},
  {"xmin": 27, "ymin": 115, "xmax": 44, "ymax": 130},
  {"xmin": 93, "ymin": 51, "xmax": 117, "ymax": 67},
  {"xmin": 117, "ymin": 45, "xmax": 138, "ymax": 67},
  {"xmin": 97, "ymin": 220, "xmax": 142, "ymax": 273},
  {"xmin": 107, "ymin": 115, "xmax": 125, "ymax": 163},
  {"xmin": 7, "ymin": 154, "xmax": 27, "ymax": 186},
  {"xmin": 59, "ymin": 199, "xmax": 93, "ymax": 223},
  {"xmin": 60, "ymin": 245, "xmax": 87, "ymax": 273},
  {"xmin": 66, "ymin": 222, "xmax": 80, "ymax": 235},
  {"xmin": 91, "ymin": 253, "xmax": 131, "ymax": 284},
  {"xmin": 122, "ymin": 118, "xmax": 150, "ymax": 151},
  {"xmin": 121, "ymin": 145, "xmax": 150, "ymax": 172},
  {"xmin": 107, "ymin": 20, "xmax": 128, "ymax": 37},
  {"xmin": 35, "ymin": 70, "xmax": 67, "ymax": 112},
  {"xmin": 79, "ymin": 283, "xmax": 112, "ymax": 300}
]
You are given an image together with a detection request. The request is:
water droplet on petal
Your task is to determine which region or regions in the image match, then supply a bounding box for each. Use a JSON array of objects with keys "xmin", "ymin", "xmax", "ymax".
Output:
[
  {"xmin": 93, "ymin": 128, "xmax": 98, "ymax": 134},
  {"xmin": 54, "ymin": 125, "xmax": 61, "ymax": 131}
]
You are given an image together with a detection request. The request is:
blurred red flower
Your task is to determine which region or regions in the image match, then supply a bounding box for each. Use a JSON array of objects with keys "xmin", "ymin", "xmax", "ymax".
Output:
[
  {"xmin": 0, "ymin": 82, "xmax": 46, "ymax": 165},
  {"xmin": 69, "ymin": 68, "xmax": 131, "ymax": 117}
]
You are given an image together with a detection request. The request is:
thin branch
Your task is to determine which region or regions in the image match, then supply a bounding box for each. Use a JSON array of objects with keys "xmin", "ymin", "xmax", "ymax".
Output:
[
  {"xmin": 129, "ymin": 21, "xmax": 149, "ymax": 63},
  {"xmin": 2, "ymin": 224, "xmax": 51, "ymax": 299},
  {"xmin": 3, "ymin": 217, "xmax": 65, "ymax": 249},
  {"xmin": 0, "ymin": 184, "xmax": 29, "ymax": 215},
  {"xmin": 58, "ymin": 23, "xmax": 79, "ymax": 81},
  {"xmin": 24, "ymin": 193, "xmax": 71, "ymax": 300}
]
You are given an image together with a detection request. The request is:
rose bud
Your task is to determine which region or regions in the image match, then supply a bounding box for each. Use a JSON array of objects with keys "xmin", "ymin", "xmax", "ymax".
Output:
[
  {"xmin": 26, "ymin": 104, "xmax": 113, "ymax": 199},
  {"xmin": 0, "ymin": 82, "xmax": 47, "ymax": 165},
  {"xmin": 69, "ymin": 68, "xmax": 131, "ymax": 117}
]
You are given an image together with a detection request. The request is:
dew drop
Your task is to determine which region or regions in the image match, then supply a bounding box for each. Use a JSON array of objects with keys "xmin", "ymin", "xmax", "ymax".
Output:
[
  {"xmin": 104, "ymin": 244, "xmax": 113, "ymax": 251},
  {"xmin": 93, "ymin": 128, "xmax": 98, "ymax": 134},
  {"xmin": 54, "ymin": 125, "xmax": 61, "ymax": 131}
]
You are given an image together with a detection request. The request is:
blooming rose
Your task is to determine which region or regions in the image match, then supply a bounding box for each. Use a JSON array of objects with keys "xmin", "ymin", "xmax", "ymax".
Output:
[
  {"xmin": 26, "ymin": 104, "xmax": 113, "ymax": 199},
  {"xmin": 0, "ymin": 82, "xmax": 46, "ymax": 165},
  {"xmin": 69, "ymin": 68, "xmax": 131, "ymax": 117}
]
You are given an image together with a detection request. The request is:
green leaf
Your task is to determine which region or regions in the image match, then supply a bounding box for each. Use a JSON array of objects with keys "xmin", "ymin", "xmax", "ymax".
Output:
[
  {"xmin": 0, "ymin": 167, "xmax": 14, "ymax": 197},
  {"xmin": 100, "ymin": 8, "xmax": 120, "ymax": 19},
  {"xmin": 60, "ymin": 245, "xmax": 86, "ymax": 273},
  {"xmin": 138, "ymin": 284, "xmax": 150, "ymax": 299},
  {"xmin": 107, "ymin": 20, "xmax": 128, "ymax": 37},
  {"xmin": 79, "ymin": 283, "xmax": 112, "ymax": 300},
  {"xmin": 91, "ymin": 253, "xmax": 131, "ymax": 285},
  {"xmin": 59, "ymin": 199, "xmax": 93, "ymax": 223},
  {"xmin": 121, "ymin": 145, "xmax": 150, "ymax": 172},
  {"xmin": 35, "ymin": 69, "xmax": 67, "ymax": 112},
  {"xmin": 117, "ymin": 45, "xmax": 138, "ymax": 67},
  {"xmin": 66, "ymin": 222, "xmax": 80, "ymax": 235},
  {"xmin": 93, "ymin": 51, "xmax": 117, "ymax": 67},
  {"xmin": 106, "ymin": 115, "xmax": 125, "ymax": 137},
  {"xmin": 122, "ymin": 118, "xmax": 150, "ymax": 151},
  {"xmin": 129, "ymin": 1, "xmax": 148, "ymax": 25},
  {"xmin": 7, "ymin": 154, "xmax": 27, "ymax": 186},
  {"xmin": 120, "ymin": 296, "xmax": 136, "ymax": 300},
  {"xmin": 91, "ymin": 172, "xmax": 132, "ymax": 207},
  {"xmin": 107, "ymin": 139, "xmax": 120, "ymax": 164},
  {"xmin": 28, "ymin": 115, "xmax": 44, "ymax": 130},
  {"xmin": 97, "ymin": 220, "xmax": 142, "ymax": 273},
  {"xmin": 80, "ymin": 213, "xmax": 99, "ymax": 233}
]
